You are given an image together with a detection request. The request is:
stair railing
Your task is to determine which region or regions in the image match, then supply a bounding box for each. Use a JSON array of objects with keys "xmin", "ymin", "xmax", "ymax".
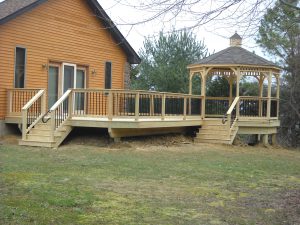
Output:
[
  {"xmin": 49, "ymin": 90, "xmax": 73, "ymax": 141},
  {"xmin": 222, "ymin": 97, "xmax": 240, "ymax": 128},
  {"xmin": 21, "ymin": 90, "xmax": 46, "ymax": 140}
]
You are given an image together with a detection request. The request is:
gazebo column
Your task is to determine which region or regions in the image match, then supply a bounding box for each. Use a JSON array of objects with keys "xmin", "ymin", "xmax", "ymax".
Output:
[
  {"xmin": 229, "ymin": 76, "xmax": 233, "ymax": 105},
  {"xmin": 236, "ymin": 68, "xmax": 241, "ymax": 118},
  {"xmin": 271, "ymin": 75, "xmax": 280, "ymax": 145},
  {"xmin": 258, "ymin": 75, "xmax": 264, "ymax": 117},
  {"xmin": 201, "ymin": 71, "xmax": 207, "ymax": 119},
  {"xmin": 267, "ymin": 71, "xmax": 272, "ymax": 119},
  {"xmin": 189, "ymin": 72, "xmax": 194, "ymax": 94}
]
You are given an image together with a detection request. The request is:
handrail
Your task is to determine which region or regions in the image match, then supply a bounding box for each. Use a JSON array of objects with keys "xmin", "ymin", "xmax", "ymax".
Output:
[
  {"xmin": 22, "ymin": 90, "xmax": 45, "ymax": 110},
  {"xmin": 21, "ymin": 89, "xmax": 46, "ymax": 140},
  {"xmin": 50, "ymin": 90, "xmax": 72, "ymax": 111},
  {"xmin": 226, "ymin": 97, "xmax": 240, "ymax": 115},
  {"xmin": 222, "ymin": 97, "xmax": 239, "ymax": 125},
  {"xmin": 71, "ymin": 88, "xmax": 204, "ymax": 98}
]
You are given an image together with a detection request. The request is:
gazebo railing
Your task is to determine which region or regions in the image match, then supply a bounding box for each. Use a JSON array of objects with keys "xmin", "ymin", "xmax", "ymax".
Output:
[
  {"xmin": 239, "ymin": 96, "xmax": 279, "ymax": 118},
  {"xmin": 205, "ymin": 97, "xmax": 230, "ymax": 117}
]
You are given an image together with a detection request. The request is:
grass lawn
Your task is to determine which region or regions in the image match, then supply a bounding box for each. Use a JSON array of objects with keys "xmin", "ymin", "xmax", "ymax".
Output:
[{"xmin": 0, "ymin": 137, "xmax": 300, "ymax": 225}]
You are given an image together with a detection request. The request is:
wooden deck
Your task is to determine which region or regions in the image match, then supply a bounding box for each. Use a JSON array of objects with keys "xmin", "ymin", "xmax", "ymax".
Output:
[{"xmin": 5, "ymin": 88, "xmax": 280, "ymax": 147}]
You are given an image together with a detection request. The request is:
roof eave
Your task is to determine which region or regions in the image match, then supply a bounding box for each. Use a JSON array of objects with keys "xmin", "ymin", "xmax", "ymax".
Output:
[
  {"xmin": 187, "ymin": 63, "xmax": 281, "ymax": 71},
  {"xmin": 0, "ymin": 0, "xmax": 47, "ymax": 25},
  {"xmin": 87, "ymin": 0, "xmax": 141, "ymax": 64}
]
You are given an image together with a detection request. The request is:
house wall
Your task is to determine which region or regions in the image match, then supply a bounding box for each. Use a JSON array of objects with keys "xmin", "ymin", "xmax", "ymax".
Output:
[{"xmin": 0, "ymin": 0, "xmax": 127, "ymax": 121}]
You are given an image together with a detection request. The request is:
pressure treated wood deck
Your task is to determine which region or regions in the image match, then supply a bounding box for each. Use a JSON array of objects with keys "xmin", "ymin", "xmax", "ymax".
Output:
[{"xmin": 5, "ymin": 88, "xmax": 280, "ymax": 147}]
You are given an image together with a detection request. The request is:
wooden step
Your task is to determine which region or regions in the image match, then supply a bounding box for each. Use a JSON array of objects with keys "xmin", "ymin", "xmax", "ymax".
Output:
[
  {"xmin": 197, "ymin": 133, "xmax": 229, "ymax": 139},
  {"xmin": 195, "ymin": 139, "xmax": 231, "ymax": 145},
  {"xmin": 19, "ymin": 140, "xmax": 55, "ymax": 148}
]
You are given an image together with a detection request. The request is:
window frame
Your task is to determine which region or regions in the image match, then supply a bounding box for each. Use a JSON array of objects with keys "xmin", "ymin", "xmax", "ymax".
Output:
[
  {"xmin": 104, "ymin": 61, "xmax": 112, "ymax": 89},
  {"xmin": 14, "ymin": 46, "xmax": 27, "ymax": 88}
]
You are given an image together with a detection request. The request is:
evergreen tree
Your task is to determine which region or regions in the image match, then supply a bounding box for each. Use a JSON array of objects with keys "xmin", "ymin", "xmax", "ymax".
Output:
[
  {"xmin": 131, "ymin": 30, "xmax": 208, "ymax": 93},
  {"xmin": 257, "ymin": 1, "xmax": 300, "ymax": 147}
]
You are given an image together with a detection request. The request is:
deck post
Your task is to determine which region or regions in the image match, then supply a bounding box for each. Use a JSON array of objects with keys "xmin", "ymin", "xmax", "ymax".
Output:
[
  {"xmin": 150, "ymin": 95, "xmax": 154, "ymax": 116},
  {"xmin": 267, "ymin": 72, "xmax": 272, "ymax": 119},
  {"xmin": 108, "ymin": 91, "xmax": 113, "ymax": 120},
  {"xmin": 68, "ymin": 90, "xmax": 73, "ymax": 118},
  {"xmin": 183, "ymin": 97, "xmax": 187, "ymax": 120},
  {"xmin": 50, "ymin": 111, "xmax": 55, "ymax": 142},
  {"xmin": 135, "ymin": 92, "xmax": 140, "ymax": 121},
  {"xmin": 201, "ymin": 71, "xmax": 207, "ymax": 119},
  {"xmin": 21, "ymin": 109, "xmax": 27, "ymax": 140},
  {"xmin": 41, "ymin": 91, "xmax": 46, "ymax": 114},
  {"xmin": 162, "ymin": 93, "xmax": 166, "ymax": 120}
]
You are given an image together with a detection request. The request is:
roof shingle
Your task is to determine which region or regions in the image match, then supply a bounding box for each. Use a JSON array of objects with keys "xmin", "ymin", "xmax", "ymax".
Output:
[
  {"xmin": 0, "ymin": 0, "xmax": 39, "ymax": 20},
  {"xmin": 192, "ymin": 46, "xmax": 278, "ymax": 67}
]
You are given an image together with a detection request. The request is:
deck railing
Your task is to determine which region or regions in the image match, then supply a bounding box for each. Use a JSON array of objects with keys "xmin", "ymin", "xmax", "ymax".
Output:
[
  {"xmin": 21, "ymin": 90, "xmax": 46, "ymax": 140},
  {"xmin": 71, "ymin": 89, "xmax": 203, "ymax": 120},
  {"xmin": 7, "ymin": 89, "xmax": 40, "ymax": 116}
]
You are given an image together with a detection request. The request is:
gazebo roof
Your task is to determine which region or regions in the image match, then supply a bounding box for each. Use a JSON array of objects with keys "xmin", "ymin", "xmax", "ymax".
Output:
[{"xmin": 191, "ymin": 46, "xmax": 278, "ymax": 68}]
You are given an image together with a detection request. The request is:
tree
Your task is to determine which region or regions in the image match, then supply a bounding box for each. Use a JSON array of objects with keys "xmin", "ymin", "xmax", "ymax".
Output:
[
  {"xmin": 256, "ymin": 1, "xmax": 300, "ymax": 147},
  {"xmin": 106, "ymin": 0, "xmax": 299, "ymax": 38},
  {"xmin": 131, "ymin": 30, "xmax": 208, "ymax": 93}
]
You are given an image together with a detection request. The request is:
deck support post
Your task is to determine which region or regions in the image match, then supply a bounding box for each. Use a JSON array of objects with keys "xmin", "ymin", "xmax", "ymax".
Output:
[
  {"xmin": 271, "ymin": 134, "xmax": 277, "ymax": 145},
  {"xmin": 267, "ymin": 72, "xmax": 272, "ymax": 119},
  {"xmin": 262, "ymin": 134, "xmax": 269, "ymax": 146},
  {"xmin": 135, "ymin": 92, "xmax": 140, "ymax": 121},
  {"xmin": 201, "ymin": 71, "xmax": 207, "ymax": 119}
]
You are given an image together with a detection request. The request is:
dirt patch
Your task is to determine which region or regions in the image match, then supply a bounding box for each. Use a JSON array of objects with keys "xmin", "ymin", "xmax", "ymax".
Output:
[{"xmin": 0, "ymin": 134, "xmax": 19, "ymax": 145}]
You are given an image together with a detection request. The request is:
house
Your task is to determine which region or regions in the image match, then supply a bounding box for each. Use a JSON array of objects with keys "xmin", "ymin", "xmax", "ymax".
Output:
[
  {"xmin": 0, "ymin": 0, "xmax": 281, "ymax": 148},
  {"xmin": 0, "ymin": 0, "xmax": 140, "ymax": 137}
]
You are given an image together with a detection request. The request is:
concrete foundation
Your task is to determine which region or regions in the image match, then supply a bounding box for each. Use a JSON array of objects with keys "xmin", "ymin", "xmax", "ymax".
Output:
[{"xmin": 0, "ymin": 120, "xmax": 19, "ymax": 137}]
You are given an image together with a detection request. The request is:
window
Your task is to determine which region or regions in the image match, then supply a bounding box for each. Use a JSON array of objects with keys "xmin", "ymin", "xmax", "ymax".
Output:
[
  {"xmin": 105, "ymin": 62, "xmax": 112, "ymax": 89},
  {"xmin": 14, "ymin": 47, "xmax": 26, "ymax": 88}
]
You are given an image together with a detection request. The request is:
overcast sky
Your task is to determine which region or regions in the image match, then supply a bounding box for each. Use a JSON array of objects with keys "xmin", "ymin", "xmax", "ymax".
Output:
[{"xmin": 98, "ymin": 0, "xmax": 271, "ymax": 58}]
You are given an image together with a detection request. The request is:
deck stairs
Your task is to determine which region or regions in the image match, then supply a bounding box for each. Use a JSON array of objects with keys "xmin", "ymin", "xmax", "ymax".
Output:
[
  {"xmin": 19, "ymin": 119, "xmax": 73, "ymax": 148},
  {"xmin": 196, "ymin": 118, "xmax": 239, "ymax": 144}
]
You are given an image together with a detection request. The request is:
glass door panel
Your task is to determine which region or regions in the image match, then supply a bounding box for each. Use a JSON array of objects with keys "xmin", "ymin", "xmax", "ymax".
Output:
[
  {"xmin": 63, "ymin": 65, "xmax": 75, "ymax": 93},
  {"xmin": 75, "ymin": 69, "xmax": 85, "ymax": 110},
  {"xmin": 48, "ymin": 66, "xmax": 59, "ymax": 108}
]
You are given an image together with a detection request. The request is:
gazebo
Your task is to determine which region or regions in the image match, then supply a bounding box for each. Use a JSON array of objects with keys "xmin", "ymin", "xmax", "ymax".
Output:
[{"xmin": 187, "ymin": 33, "xmax": 281, "ymax": 144}]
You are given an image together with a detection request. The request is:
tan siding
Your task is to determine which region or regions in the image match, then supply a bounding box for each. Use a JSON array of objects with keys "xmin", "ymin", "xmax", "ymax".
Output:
[{"xmin": 0, "ymin": 0, "xmax": 127, "ymax": 119}]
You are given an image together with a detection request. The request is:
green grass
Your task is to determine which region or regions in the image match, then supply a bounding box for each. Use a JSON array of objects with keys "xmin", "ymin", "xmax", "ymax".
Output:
[{"xmin": 0, "ymin": 142, "xmax": 300, "ymax": 224}]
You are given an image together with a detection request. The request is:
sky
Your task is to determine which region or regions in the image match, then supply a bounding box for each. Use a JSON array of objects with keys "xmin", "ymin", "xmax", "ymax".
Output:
[{"xmin": 98, "ymin": 0, "xmax": 273, "ymax": 59}]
